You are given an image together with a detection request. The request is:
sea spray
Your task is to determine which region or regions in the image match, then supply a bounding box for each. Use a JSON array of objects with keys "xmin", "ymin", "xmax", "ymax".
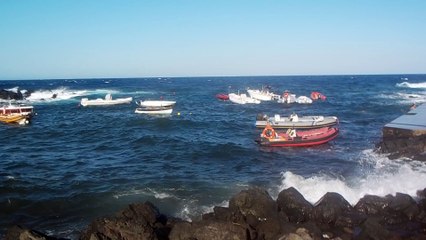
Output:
[{"xmin": 279, "ymin": 150, "xmax": 426, "ymax": 205}]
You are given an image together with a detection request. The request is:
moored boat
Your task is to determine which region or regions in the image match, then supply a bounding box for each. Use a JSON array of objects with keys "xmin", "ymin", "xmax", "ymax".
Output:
[
  {"xmin": 0, "ymin": 103, "xmax": 34, "ymax": 125},
  {"xmin": 256, "ymin": 124, "xmax": 339, "ymax": 147},
  {"xmin": 277, "ymin": 90, "xmax": 296, "ymax": 103},
  {"xmin": 256, "ymin": 113, "xmax": 338, "ymax": 129},
  {"xmin": 135, "ymin": 100, "xmax": 176, "ymax": 114},
  {"xmin": 80, "ymin": 94, "xmax": 133, "ymax": 107},
  {"xmin": 216, "ymin": 93, "xmax": 229, "ymax": 101},
  {"xmin": 296, "ymin": 96, "xmax": 313, "ymax": 104},
  {"xmin": 247, "ymin": 87, "xmax": 280, "ymax": 101},
  {"xmin": 311, "ymin": 91, "xmax": 327, "ymax": 101},
  {"xmin": 229, "ymin": 93, "xmax": 261, "ymax": 104}
]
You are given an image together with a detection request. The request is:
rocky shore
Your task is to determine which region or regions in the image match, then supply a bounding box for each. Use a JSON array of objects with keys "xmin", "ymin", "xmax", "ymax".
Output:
[
  {"xmin": 5, "ymin": 187, "xmax": 426, "ymax": 240},
  {"xmin": 0, "ymin": 89, "xmax": 31, "ymax": 101}
]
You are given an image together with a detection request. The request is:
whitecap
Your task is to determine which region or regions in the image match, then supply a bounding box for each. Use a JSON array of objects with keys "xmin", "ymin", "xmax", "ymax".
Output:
[
  {"xmin": 278, "ymin": 150, "xmax": 426, "ymax": 205},
  {"xmin": 396, "ymin": 81, "xmax": 426, "ymax": 89}
]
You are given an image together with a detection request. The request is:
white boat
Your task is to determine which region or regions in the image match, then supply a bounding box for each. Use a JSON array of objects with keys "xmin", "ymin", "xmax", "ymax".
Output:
[
  {"xmin": 135, "ymin": 100, "xmax": 176, "ymax": 114},
  {"xmin": 256, "ymin": 113, "xmax": 339, "ymax": 129},
  {"xmin": 277, "ymin": 93, "xmax": 296, "ymax": 104},
  {"xmin": 0, "ymin": 103, "xmax": 34, "ymax": 125},
  {"xmin": 80, "ymin": 94, "xmax": 133, "ymax": 107},
  {"xmin": 247, "ymin": 87, "xmax": 280, "ymax": 101},
  {"xmin": 229, "ymin": 93, "xmax": 261, "ymax": 104},
  {"xmin": 296, "ymin": 96, "xmax": 313, "ymax": 104}
]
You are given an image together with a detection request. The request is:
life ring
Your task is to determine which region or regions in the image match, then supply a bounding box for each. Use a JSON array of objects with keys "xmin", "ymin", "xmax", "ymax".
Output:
[{"xmin": 262, "ymin": 125, "xmax": 276, "ymax": 139}]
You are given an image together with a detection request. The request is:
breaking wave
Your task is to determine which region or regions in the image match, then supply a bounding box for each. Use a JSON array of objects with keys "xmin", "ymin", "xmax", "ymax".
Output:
[
  {"xmin": 278, "ymin": 150, "xmax": 426, "ymax": 205},
  {"xmin": 396, "ymin": 81, "xmax": 426, "ymax": 89}
]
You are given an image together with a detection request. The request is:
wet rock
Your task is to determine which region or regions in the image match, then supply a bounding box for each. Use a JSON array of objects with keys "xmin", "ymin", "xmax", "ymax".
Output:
[
  {"xmin": 4, "ymin": 225, "xmax": 62, "ymax": 240},
  {"xmin": 277, "ymin": 187, "xmax": 313, "ymax": 223},
  {"xmin": 312, "ymin": 192, "xmax": 353, "ymax": 224},
  {"xmin": 388, "ymin": 193, "xmax": 420, "ymax": 220},
  {"xmin": 354, "ymin": 194, "xmax": 391, "ymax": 215},
  {"xmin": 354, "ymin": 217, "xmax": 399, "ymax": 240},
  {"xmin": 169, "ymin": 220, "xmax": 248, "ymax": 240},
  {"xmin": 229, "ymin": 187, "xmax": 278, "ymax": 220},
  {"xmin": 80, "ymin": 201, "xmax": 170, "ymax": 240},
  {"xmin": 0, "ymin": 89, "xmax": 24, "ymax": 100}
]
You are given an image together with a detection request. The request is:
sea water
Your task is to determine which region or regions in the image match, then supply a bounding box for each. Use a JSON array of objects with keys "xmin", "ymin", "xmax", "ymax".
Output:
[{"xmin": 0, "ymin": 75, "xmax": 425, "ymax": 238}]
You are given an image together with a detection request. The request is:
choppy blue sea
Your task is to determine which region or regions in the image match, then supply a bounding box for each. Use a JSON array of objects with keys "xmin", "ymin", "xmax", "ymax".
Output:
[{"xmin": 1, "ymin": 75, "xmax": 426, "ymax": 238}]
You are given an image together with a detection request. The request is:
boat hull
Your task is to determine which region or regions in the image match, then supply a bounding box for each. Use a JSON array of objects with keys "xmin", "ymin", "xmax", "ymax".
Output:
[
  {"xmin": 258, "ymin": 127, "xmax": 339, "ymax": 147},
  {"xmin": 216, "ymin": 94, "xmax": 229, "ymax": 101},
  {"xmin": 0, "ymin": 114, "xmax": 31, "ymax": 125},
  {"xmin": 256, "ymin": 115, "xmax": 338, "ymax": 129},
  {"xmin": 229, "ymin": 93, "xmax": 261, "ymax": 104},
  {"xmin": 135, "ymin": 107, "xmax": 173, "ymax": 114},
  {"xmin": 80, "ymin": 97, "xmax": 133, "ymax": 106}
]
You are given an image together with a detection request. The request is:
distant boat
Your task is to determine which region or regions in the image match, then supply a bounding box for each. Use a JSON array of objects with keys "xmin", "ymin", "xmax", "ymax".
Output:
[
  {"xmin": 215, "ymin": 93, "xmax": 229, "ymax": 101},
  {"xmin": 247, "ymin": 87, "xmax": 280, "ymax": 101},
  {"xmin": 0, "ymin": 103, "xmax": 34, "ymax": 125},
  {"xmin": 311, "ymin": 92, "xmax": 327, "ymax": 101},
  {"xmin": 135, "ymin": 100, "xmax": 176, "ymax": 114},
  {"xmin": 256, "ymin": 124, "xmax": 339, "ymax": 147},
  {"xmin": 80, "ymin": 94, "xmax": 133, "ymax": 107},
  {"xmin": 277, "ymin": 90, "xmax": 296, "ymax": 103},
  {"xmin": 229, "ymin": 93, "xmax": 261, "ymax": 104},
  {"xmin": 296, "ymin": 96, "xmax": 313, "ymax": 104}
]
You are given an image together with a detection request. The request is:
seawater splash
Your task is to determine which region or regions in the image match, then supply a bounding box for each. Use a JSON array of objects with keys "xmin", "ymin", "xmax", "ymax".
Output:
[
  {"xmin": 278, "ymin": 150, "xmax": 426, "ymax": 205},
  {"xmin": 25, "ymin": 87, "xmax": 88, "ymax": 102},
  {"xmin": 396, "ymin": 81, "xmax": 426, "ymax": 89}
]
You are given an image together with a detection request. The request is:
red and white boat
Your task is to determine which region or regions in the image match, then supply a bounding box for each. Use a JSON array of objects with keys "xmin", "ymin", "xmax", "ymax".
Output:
[
  {"xmin": 0, "ymin": 103, "xmax": 34, "ymax": 125},
  {"xmin": 215, "ymin": 93, "xmax": 229, "ymax": 101},
  {"xmin": 257, "ymin": 124, "xmax": 338, "ymax": 147},
  {"xmin": 311, "ymin": 91, "xmax": 327, "ymax": 101}
]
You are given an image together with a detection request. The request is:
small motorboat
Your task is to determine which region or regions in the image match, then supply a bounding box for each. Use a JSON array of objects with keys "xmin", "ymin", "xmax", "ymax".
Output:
[
  {"xmin": 247, "ymin": 87, "xmax": 280, "ymax": 101},
  {"xmin": 296, "ymin": 96, "xmax": 313, "ymax": 104},
  {"xmin": 0, "ymin": 103, "xmax": 34, "ymax": 125},
  {"xmin": 80, "ymin": 94, "xmax": 133, "ymax": 107},
  {"xmin": 135, "ymin": 100, "xmax": 176, "ymax": 114},
  {"xmin": 216, "ymin": 93, "xmax": 229, "ymax": 101},
  {"xmin": 256, "ymin": 124, "xmax": 339, "ymax": 147},
  {"xmin": 229, "ymin": 93, "xmax": 261, "ymax": 104},
  {"xmin": 256, "ymin": 113, "xmax": 338, "ymax": 129},
  {"xmin": 277, "ymin": 90, "xmax": 296, "ymax": 104},
  {"xmin": 311, "ymin": 91, "xmax": 327, "ymax": 101}
]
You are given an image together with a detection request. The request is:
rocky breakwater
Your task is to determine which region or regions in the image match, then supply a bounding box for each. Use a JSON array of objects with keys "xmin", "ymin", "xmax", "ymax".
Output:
[
  {"xmin": 378, "ymin": 103, "xmax": 426, "ymax": 161},
  {"xmin": 0, "ymin": 89, "xmax": 31, "ymax": 101},
  {"xmin": 5, "ymin": 187, "xmax": 426, "ymax": 240}
]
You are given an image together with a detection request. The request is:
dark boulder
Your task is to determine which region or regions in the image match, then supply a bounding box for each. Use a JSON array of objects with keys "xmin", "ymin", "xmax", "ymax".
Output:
[
  {"xmin": 169, "ymin": 220, "xmax": 248, "ymax": 240},
  {"xmin": 4, "ymin": 225, "xmax": 62, "ymax": 240},
  {"xmin": 312, "ymin": 192, "xmax": 353, "ymax": 224},
  {"xmin": 80, "ymin": 201, "xmax": 170, "ymax": 240},
  {"xmin": 354, "ymin": 194, "xmax": 391, "ymax": 215},
  {"xmin": 0, "ymin": 89, "xmax": 24, "ymax": 100},
  {"xmin": 228, "ymin": 187, "xmax": 278, "ymax": 220},
  {"xmin": 277, "ymin": 187, "xmax": 313, "ymax": 223},
  {"xmin": 354, "ymin": 217, "xmax": 400, "ymax": 240},
  {"xmin": 388, "ymin": 193, "xmax": 420, "ymax": 221}
]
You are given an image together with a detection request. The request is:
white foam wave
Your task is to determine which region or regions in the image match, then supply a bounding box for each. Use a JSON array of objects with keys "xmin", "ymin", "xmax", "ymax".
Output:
[
  {"xmin": 176, "ymin": 200, "xmax": 229, "ymax": 221},
  {"xmin": 26, "ymin": 87, "xmax": 88, "ymax": 102},
  {"xmin": 396, "ymin": 81, "xmax": 426, "ymax": 89},
  {"xmin": 113, "ymin": 188, "xmax": 177, "ymax": 200},
  {"xmin": 5, "ymin": 87, "xmax": 19, "ymax": 93},
  {"xmin": 278, "ymin": 150, "xmax": 426, "ymax": 205},
  {"xmin": 378, "ymin": 92, "xmax": 426, "ymax": 104}
]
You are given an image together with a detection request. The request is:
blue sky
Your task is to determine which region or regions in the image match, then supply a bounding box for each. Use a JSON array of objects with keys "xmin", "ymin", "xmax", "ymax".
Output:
[{"xmin": 1, "ymin": 0, "xmax": 425, "ymax": 80}]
